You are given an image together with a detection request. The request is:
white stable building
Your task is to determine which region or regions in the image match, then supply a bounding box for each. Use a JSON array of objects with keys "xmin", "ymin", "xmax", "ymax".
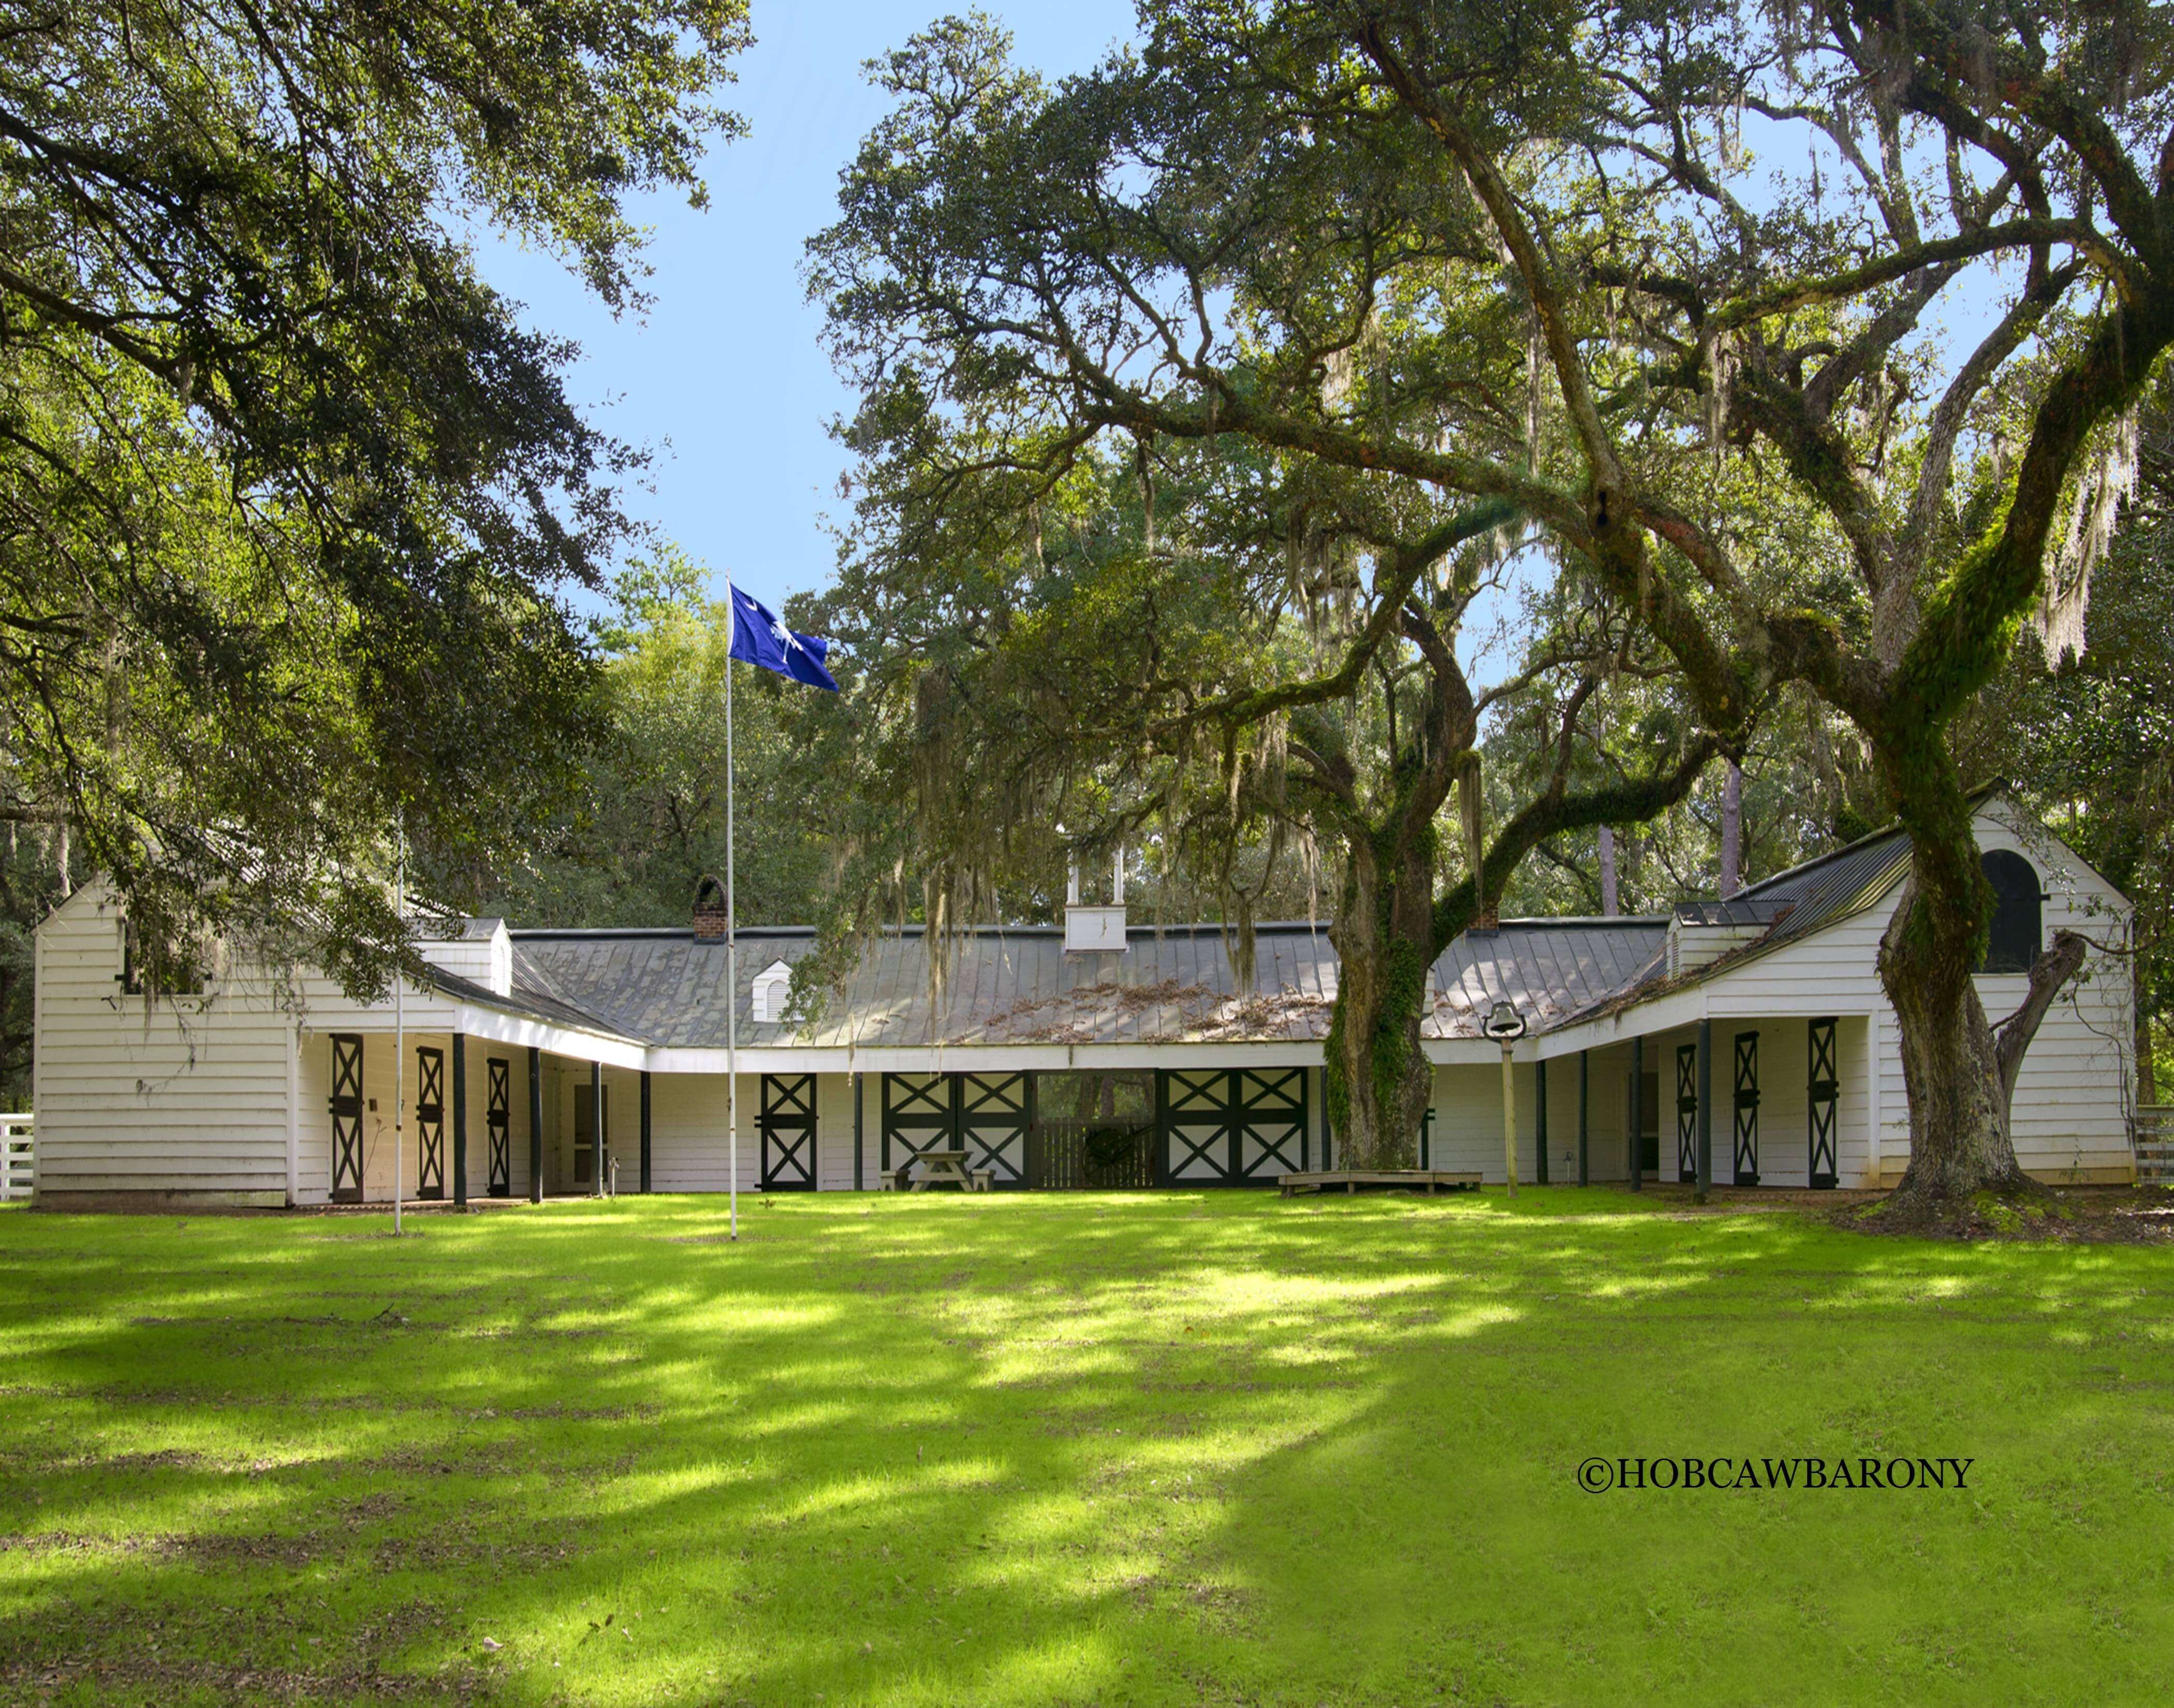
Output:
[{"xmin": 24, "ymin": 795, "xmax": 2139, "ymax": 1207}]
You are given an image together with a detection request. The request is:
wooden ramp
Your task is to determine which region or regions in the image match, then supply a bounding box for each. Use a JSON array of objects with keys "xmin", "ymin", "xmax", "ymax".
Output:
[{"xmin": 1279, "ymin": 1169, "xmax": 1482, "ymax": 1197}]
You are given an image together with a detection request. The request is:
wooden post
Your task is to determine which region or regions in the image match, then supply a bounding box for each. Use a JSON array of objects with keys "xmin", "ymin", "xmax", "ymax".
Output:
[
  {"xmin": 1534, "ymin": 1055, "xmax": 1550, "ymax": 1186},
  {"xmin": 1153, "ymin": 1068, "xmax": 1169, "ymax": 1186},
  {"xmin": 1577, "ymin": 1050, "xmax": 1590, "ymax": 1186},
  {"xmin": 1629, "ymin": 1035, "xmax": 1644, "ymax": 1192},
  {"xmin": 1024, "ymin": 1070, "xmax": 1040, "ymax": 1188},
  {"xmin": 451, "ymin": 1032, "xmax": 468, "ymax": 1208},
  {"xmin": 853, "ymin": 1071, "xmax": 864, "ymax": 1190},
  {"xmin": 591, "ymin": 1062, "xmax": 604, "ymax": 1198},
  {"xmin": 527, "ymin": 1046, "xmax": 544, "ymax": 1203},
  {"xmin": 1696, "ymin": 1018, "xmax": 1713, "ymax": 1201},
  {"xmin": 1500, "ymin": 1042, "xmax": 1519, "ymax": 1198},
  {"xmin": 639, "ymin": 1070, "xmax": 653, "ymax": 1194}
]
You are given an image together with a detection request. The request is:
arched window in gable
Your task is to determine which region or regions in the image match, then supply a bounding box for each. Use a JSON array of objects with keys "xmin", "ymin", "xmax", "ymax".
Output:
[{"xmin": 1979, "ymin": 849, "xmax": 2041, "ymax": 974}]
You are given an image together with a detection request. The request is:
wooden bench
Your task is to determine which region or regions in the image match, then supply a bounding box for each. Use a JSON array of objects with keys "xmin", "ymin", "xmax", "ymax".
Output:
[{"xmin": 1279, "ymin": 1169, "xmax": 1483, "ymax": 1197}]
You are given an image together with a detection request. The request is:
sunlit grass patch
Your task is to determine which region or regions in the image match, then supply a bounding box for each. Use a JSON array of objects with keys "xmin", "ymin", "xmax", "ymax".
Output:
[{"xmin": 0, "ymin": 1188, "xmax": 2167, "ymax": 1704}]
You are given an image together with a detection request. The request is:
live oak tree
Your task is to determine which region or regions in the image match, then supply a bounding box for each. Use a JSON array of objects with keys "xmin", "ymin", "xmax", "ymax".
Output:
[
  {"xmin": 0, "ymin": 1, "xmax": 747, "ymax": 995},
  {"xmin": 810, "ymin": 22, "xmax": 1726, "ymax": 1167},
  {"xmin": 1303, "ymin": 0, "xmax": 2174, "ymax": 1210},
  {"xmin": 822, "ymin": 1, "xmax": 2171, "ymax": 1206},
  {"xmin": 1959, "ymin": 382, "xmax": 2174, "ymax": 1105}
]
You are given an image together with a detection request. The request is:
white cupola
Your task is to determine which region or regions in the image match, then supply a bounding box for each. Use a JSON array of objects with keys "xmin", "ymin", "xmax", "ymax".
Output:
[{"xmin": 1064, "ymin": 844, "xmax": 1128, "ymax": 953}]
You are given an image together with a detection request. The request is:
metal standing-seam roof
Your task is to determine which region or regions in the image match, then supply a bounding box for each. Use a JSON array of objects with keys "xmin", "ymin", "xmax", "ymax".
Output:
[
  {"xmin": 413, "ymin": 794, "xmax": 2077, "ymax": 1051},
  {"xmin": 505, "ymin": 916, "xmax": 1674, "ymax": 1050},
  {"xmin": 1429, "ymin": 919, "xmax": 1670, "ymax": 1034}
]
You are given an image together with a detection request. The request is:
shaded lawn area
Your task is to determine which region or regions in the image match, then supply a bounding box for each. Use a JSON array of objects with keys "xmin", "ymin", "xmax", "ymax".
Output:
[{"xmin": 0, "ymin": 1191, "xmax": 2169, "ymax": 1706}]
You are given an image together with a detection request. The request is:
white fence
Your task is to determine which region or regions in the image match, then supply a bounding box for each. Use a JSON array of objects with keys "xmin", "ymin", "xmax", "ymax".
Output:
[
  {"xmin": 2138, "ymin": 1105, "xmax": 2172, "ymax": 1186},
  {"xmin": 0, "ymin": 1114, "xmax": 30, "ymax": 1201}
]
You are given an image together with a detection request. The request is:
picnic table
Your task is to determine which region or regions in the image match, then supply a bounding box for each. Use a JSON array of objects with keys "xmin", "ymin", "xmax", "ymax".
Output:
[{"xmin": 889, "ymin": 1149, "xmax": 990, "ymax": 1192}]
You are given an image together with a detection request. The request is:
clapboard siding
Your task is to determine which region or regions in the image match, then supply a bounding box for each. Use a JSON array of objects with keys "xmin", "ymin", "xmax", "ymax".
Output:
[
  {"xmin": 1980, "ymin": 808, "xmax": 2134, "ymax": 1180},
  {"xmin": 1646, "ymin": 804, "xmax": 2133, "ymax": 1185},
  {"xmin": 816, "ymin": 1073, "xmax": 860, "ymax": 1190},
  {"xmin": 34, "ymin": 885, "xmax": 292, "ymax": 1200},
  {"xmin": 1427, "ymin": 1062, "xmax": 1524, "ymax": 1182},
  {"xmin": 644, "ymin": 1071, "xmax": 759, "ymax": 1194},
  {"xmin": 1428, "ymin": 1041, "xmax": 1641, "ymax": 1183}
]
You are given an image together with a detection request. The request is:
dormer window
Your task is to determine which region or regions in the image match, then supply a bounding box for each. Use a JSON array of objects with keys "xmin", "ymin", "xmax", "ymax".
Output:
[
  {"xmin": 750, "ymin": 959, "xmax": 794, "ymax": 1023},
  {"xmin": 1979, "ymin": 850, "xmax": 2042, "ymax": 974}
]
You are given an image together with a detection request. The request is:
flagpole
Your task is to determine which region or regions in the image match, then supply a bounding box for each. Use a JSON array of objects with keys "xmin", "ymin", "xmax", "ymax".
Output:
[
  {"xmin": 726, "ymin": 577, "xmax": 738, "ymax": 1243},
  {"xmin": 393, "ymin": 814, "xmax": 405, "ymax": 1238}
]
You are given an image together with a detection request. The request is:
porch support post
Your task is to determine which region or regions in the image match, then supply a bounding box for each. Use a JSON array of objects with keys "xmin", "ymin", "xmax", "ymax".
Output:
[
  {"xmin": 1534, "ymin": 1056, "xmax": 1550, "ymax": 1186},
  {"xmin": 1867, "ymin": 1010, "xmax": 1883, "ymax": 1188},
  {"xmin": 1695, "ymin": 1018, "xmax": 1714, "ymax": 1200},
  {"xmin": 640, "ymin": 1070, "xmax": 653, "ymax": 1194},
  {"xmin": 1498, "ymin": 1043, "xmax": 1519, "ymax": 1198},
  {"xmin": 591, "ymin": 1062, "xmax": 604, "ymax": 1198},
  {"xmin": 451, "ymin": 1032, "xmax": 468, "ymax": 1208},
  {"xmin": 1629, "ymin": 1035, "xmax": 1644, "ymax": 1192},
  {"xmin": 853, "ymin": 1071, "xmax": 864, "ymax": 1190},
  {"xmin": 1577, "ymin": 1050, "xmax": 1589, "ymax": 1187},
  {"xmin": 527, "ymin": 1046, "xmax": 544, "ymax": 1203}
]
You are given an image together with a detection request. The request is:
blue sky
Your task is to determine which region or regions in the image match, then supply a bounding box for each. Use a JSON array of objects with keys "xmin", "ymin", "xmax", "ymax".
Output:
[
  {"xmin": 474, "ymin": 3, "xmax": 2016, "ymax": 670},
  {"xmin": 474, "ymin": 2, "xmax": 1143, "ymax": 616}
]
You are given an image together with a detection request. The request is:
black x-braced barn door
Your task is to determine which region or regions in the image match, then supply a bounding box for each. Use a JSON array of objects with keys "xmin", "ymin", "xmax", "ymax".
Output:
[
  {"xmin": 1807, "ymin": 1017, "xmax": 1840, "ymax": 1189},
  {"xmin": 1676, "ymin": 1044, "xmax": 1698, "ymax": 1182},
  {"xmin": 1732, "ymin": 1032, "xmax": 1760, "ymax": 1185},
  {"xmin": 959, "ymin": 1073, "xmax": 1029, "ymax": 1186},
  {"xmin": 879, "ymin": 1073, "xmax": 1030, "ymax": 1187},
  {"xmin": 487, "ymin": 1058, "xmax": 512, "ymax": 1197},
  {"xmin": 330, "ymin": 1034, "xmax": 364, "ymax": 1202},
  {"xmin": 414, "ymin": 1046, "xmax": 446, "ymax": 1200},
  {"xmin": 1159, "ymin": 1068, "xmax": 1308, "ymax": 1186},
  {"xmin": 882, "ymin": 1073, "xmax": 951, "ymax": 1184},
  {"xmin": 760, "ymin": 1073, "xmax": 818, "ymax": 1190}
]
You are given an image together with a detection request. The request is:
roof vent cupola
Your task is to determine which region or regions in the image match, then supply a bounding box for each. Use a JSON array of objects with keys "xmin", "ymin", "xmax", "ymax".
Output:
[{"xmin": 1064, "ymin": 845, "xmax": 1128, "ymax": 953}]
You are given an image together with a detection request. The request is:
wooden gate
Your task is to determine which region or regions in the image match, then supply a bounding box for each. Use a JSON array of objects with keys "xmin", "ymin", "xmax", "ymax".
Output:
[
  {"xmin": 760, "ymin": 1073, "xmax": 818, "ymax": 1190},
  {"xmin": 330, "ymin": 1034, "xmax": 364, "ymax": 1202},
  {"xmin": 415, "ymin": 1046, "xmax": 445, "ymax": 1200},
  {"xmin": 1158, "ymin": 1068, "xmax": 1307, "ymax": 1186},
  {"xmin": 1732, "ymin": 1032, "xmax": 1760, "ymax": 1185},
  {"xmin": 487, "ymin": 1058, "xmax": 512, "ymax": 1198},
  {"xmin": 1807, "ymin": 1018, "xmax": 1839, "ymax": 1188}
]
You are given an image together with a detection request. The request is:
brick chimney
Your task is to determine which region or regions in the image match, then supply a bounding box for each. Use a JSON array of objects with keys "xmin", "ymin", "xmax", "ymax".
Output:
[{"xmin": 692, "ymin": 874, "xmax": 729, "ymax": 944}]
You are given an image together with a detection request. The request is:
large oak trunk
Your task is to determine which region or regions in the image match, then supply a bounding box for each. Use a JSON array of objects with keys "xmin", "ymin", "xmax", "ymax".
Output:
[
  {"xmin": 1878, "ymin": 900, "xmax": 2026, "ymax": 1199},
  {"xmin": 1875, "ymin": 764, "xmax": 2029, "ymax": 1204},
  {"xmin": 1324, "ymin": 830, "xmax": 1435, "ymax": 1169}
]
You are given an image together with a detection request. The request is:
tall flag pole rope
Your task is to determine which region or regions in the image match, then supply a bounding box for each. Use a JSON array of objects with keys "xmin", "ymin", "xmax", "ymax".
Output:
[{"xmin": 723, "ymin": 578, "xmax": 839, "ymax": 1240}]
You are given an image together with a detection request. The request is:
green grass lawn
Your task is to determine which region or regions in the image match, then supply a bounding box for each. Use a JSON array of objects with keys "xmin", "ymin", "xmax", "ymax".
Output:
[{"xmin": 1, "ymin": 1190, "xmax": 2169, "ymax": 1706}]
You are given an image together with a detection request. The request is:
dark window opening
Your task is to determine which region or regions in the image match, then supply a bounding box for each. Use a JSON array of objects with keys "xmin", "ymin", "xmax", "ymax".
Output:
[
  {"xmin": 1979, "ymin": 849, "xmax": 2042, "ymax": 974},
  {"xmin": 118, "ymin": 920, "xmax": 208, "ymax": 996}
]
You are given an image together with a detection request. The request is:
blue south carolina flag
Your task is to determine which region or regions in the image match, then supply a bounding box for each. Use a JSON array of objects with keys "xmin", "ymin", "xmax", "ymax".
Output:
[{"xmin": 728, "ymin": 586, "xmax": 840, "ymax": 692}]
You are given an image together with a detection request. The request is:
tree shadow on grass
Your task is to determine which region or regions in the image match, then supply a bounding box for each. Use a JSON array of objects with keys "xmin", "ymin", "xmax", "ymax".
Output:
[{"xmin": 0, "ymin": 1191, "xmax": 2166, "ymax": 1704}]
